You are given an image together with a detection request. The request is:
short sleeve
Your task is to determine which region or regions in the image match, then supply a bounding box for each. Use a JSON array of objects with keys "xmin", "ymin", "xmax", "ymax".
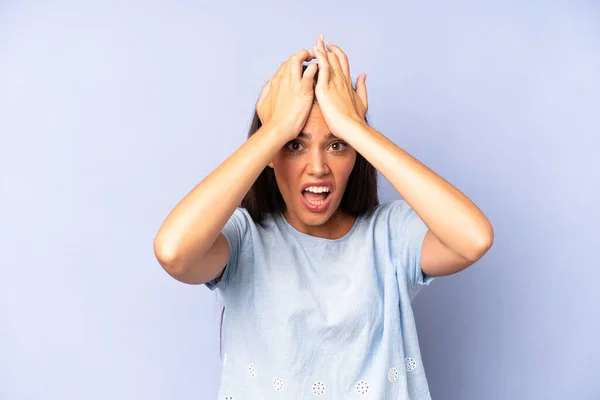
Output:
[
  {"xmin": 204, "ymin": 207, "xmax": 250, "ymax": 291},
  {"xmin": 387, "ymin": 200, "xmax": 436, "ymax": 295}
]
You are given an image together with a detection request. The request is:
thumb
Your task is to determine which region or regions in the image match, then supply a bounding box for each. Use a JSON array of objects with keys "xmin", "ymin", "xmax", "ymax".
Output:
[
  {"xmin": 258, "ymin": 76, "xmax": 273, "ymax": 102},
  {"xmin": 355, "ymin": 73, "xmax": 368, "ymax": 108}
]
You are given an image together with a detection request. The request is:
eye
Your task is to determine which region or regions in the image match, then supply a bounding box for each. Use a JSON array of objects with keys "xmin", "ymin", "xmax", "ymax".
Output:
[
  {"xmin": 284, "ymin": 140, "xmax": 348, "ymax": 154},
  {"xmin": 285, "ymin": 140, "xmax": 303, "ymax": 153},
  {"xmin": 330, "ymin": 141, "xmax": 348, "ymax": 152}
]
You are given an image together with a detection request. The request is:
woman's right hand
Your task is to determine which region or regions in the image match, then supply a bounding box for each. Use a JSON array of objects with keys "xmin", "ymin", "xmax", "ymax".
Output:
[{"xmin": 256, "ymin": 49, "xmax": 318, "ymax": 141}]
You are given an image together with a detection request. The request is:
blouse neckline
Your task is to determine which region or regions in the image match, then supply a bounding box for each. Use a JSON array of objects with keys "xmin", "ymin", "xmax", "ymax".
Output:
[{"xmin": 277, "ymin": 211, "xmax": 362, "ymax": 243}]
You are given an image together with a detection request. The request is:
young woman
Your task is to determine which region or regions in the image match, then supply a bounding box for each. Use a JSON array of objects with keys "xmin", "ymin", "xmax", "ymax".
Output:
[{"xmin": 154, "ymin": 35, "xmax": 493, "ymax": 399}]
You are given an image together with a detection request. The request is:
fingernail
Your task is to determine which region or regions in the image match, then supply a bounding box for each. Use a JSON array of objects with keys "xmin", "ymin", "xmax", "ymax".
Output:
[{"xmin": 319, "ymin": 34, "xmax": 324, "ymax": 42}]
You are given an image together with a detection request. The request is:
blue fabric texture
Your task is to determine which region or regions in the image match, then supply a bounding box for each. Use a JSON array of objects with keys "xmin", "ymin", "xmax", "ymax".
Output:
[{"xmin": 205, "ymin": 199, "xmax": 436, "ymax": 399}]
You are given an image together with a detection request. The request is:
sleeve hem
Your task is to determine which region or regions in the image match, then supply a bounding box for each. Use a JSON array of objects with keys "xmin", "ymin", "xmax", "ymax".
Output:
[
  {"xmin": 414, "ymin": 225, "xmax": 436, "ymax": 287},
  {"xmin": 204, "ymin": 232, "xmax": 236, "ymax": 291}
]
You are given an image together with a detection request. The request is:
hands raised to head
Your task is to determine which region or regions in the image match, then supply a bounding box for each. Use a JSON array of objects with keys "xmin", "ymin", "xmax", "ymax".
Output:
[
  {"xmin": 256, "ymin": 36, "xmax": 368, "ymax": 141},
  {"xmin": 256, "ymin": 49, "xmax": 318, "ymax": 140},
  {"xmin": 311, "ymin": 35, "xmax": 368, "ymax": 137}
]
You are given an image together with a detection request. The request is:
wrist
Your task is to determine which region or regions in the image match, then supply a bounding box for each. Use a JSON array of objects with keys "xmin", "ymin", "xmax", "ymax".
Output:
[
  {"xmin": 262, "ymin": 121, "xmax": 301, "ymax": 141},
  {"xmin": 259, "ymin": 122, "xmax": 296, "ymax": 144},
  {"xmin": 334, "ymin": 116, "xmax": 370, "ymax": 140}
]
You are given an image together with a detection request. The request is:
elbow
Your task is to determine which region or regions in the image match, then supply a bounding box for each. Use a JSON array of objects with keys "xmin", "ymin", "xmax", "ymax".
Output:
[
  {"xmin": 469, "ymin": 226, "xmax": 494, "ymax": 262},
  {"xmin": 154, "ymin": 237, "xmax": 183, "ymax": 275},
  {"xmin": 461, "ymin": 221, "xmax": 494, "ymax": 263},
  {"xmin": 482, "ymin": 222, "xmax": 495, "ymax": 250}
]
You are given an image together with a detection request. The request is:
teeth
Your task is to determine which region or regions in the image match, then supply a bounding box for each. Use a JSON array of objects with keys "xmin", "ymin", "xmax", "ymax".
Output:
[{"xmin": 304, "ymin": 186, "xmax": 330, "ymax": 193}]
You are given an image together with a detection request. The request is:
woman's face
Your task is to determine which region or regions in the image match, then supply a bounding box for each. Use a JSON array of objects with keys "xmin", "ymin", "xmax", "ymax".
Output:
[{"xmin": 268, "ymin": 105, "xmax": 357, "ymax": 238}]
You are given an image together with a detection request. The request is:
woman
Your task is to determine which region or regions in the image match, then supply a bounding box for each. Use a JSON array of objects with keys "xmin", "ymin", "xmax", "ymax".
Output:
[{"xmin": 154, "ymin": 35, "xmax": 493, "ymax": 399}]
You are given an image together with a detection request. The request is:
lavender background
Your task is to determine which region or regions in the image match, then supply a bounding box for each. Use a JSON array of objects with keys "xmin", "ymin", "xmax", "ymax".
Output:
[{"xmin": 1, "ymin": 0, "xmax": 598, "ymax": 398}]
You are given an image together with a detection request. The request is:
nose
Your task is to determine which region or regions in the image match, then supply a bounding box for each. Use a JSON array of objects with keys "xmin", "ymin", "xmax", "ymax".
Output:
[{"xmin": 306, "ymin": 148, "xmax": 330, "ymax": 176}]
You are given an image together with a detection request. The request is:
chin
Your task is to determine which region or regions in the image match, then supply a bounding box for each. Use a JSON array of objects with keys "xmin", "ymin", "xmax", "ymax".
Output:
[{"xmin": 298, "ymin": 199, "xmax": 339, "ymax": 223}]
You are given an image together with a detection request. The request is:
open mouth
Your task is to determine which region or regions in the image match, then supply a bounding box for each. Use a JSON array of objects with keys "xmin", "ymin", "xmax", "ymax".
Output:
[
  {"xmin": 301, "ymin": 189, "xmax": 332, "ymax": 212},
  {"xmin": 302, "ymin": 190, "xmax": 330, "ymax": 202}
]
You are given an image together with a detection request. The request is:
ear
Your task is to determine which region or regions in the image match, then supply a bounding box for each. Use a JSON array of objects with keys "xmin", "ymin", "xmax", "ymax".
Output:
[{"xmin": 267, "ymin": 160, "xmax": 274, "ymax": 169}]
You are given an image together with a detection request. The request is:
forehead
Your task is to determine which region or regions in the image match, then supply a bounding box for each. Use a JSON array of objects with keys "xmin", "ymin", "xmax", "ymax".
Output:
[{"xmin": 298, "ymin": 106, "xmax": 336, "ymax": 140}]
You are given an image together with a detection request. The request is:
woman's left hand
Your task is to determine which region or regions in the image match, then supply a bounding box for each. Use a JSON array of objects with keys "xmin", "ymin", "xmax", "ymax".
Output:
[{"xmin": 311, "ymin": 35, "xmax": 368, "ymax": 140}]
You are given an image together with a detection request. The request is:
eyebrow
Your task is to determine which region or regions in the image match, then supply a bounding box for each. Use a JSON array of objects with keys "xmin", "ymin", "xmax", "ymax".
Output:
[{"xmin": 296, "ymin": 132, "xmax": 338, "ymax": 140}]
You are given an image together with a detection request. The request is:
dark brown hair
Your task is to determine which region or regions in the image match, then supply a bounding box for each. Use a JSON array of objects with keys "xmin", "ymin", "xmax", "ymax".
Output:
[{"xmin": 219, "ymin": 63, "xmax": 380, "ymax": 356}]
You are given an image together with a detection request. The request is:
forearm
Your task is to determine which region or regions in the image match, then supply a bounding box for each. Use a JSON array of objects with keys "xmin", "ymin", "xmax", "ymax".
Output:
[
  {"xmin": 345, "ymin": 120, "xmax": 493, "ymax": 261},
  {"xmin": 154, "ymin": 124, "xmax": 287, "ymax": 268}
]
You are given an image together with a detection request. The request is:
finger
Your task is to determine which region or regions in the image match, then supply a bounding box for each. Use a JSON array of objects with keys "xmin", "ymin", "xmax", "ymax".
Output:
[
  {"xmin": 302, "ymin": 63, "xmax": 318, "ymax": 91},
  {"xmin": 325, "ymin": 43, "xmax": 350, "ymax": 81},
  {"xmin": 317, "ymin": 34, "xmax": 327, "ymax": 54},
  {"xmin": 312, "ymin": 46, "xmax": 330, "ymax": 82},
  {"xmin": 304, "ymin": 49, "xmax": 316, "ymax": 62},
  {"xmin": 318, "ymin": 36, "xmax": 341, "ymax": 79},
  {"xmin": 274, "ymin": 59, "xmax": 288, "ymax": 79},
  {"xmin": 291, "ymin": 49, "xmax": 315, "ymax": 80},
  {"xmin": 356, "ymin": 73, "xmax": 369, "ymax": 109},
  {"xmin": 325, "ymin": 42, "xmax": 343, "ymax": 77}
]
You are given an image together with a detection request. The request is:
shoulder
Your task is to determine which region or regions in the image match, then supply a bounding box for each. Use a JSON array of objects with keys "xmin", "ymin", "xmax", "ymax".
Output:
[
  {"xmin": 360, "ymin": 200, "xmax": 426, "ymax": 248},
  {"xmin": 361, "ymin": 199, "xmax": 413, "ymax": 224},
  {"xmin": 221, "ymin": 207, "xmax": 258, "ymax": 248},
  {"xmin": 228, "ymin": 207, "xmax": 283, "ymax": 243},
  {"xmin": 226, "ymin": 207, "xmax": 253, "ymax": 232}
]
